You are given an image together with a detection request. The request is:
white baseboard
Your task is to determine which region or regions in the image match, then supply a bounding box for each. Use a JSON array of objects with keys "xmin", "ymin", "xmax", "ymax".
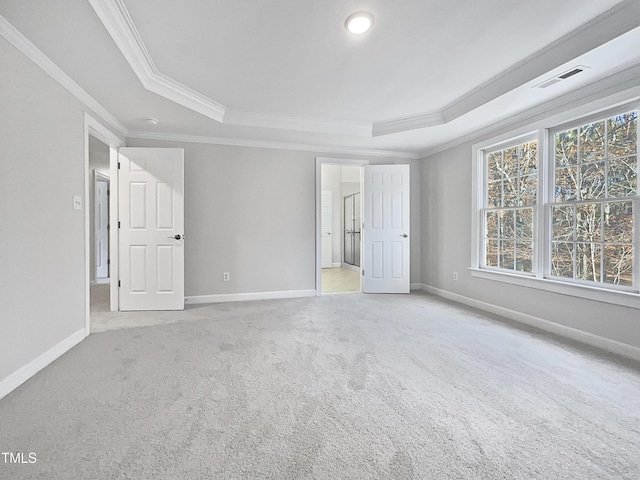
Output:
[
  {"xmin": 332, "ymin": 262, "xmax": 341, "ymax": 268},
  {"xmin": 414, "ymin": 283, "xmax": 640, "ymax": 363},
  {"xmin": 0, "ymin": 328, "xmax": 85, "ymax": 401},
  {"xmin": 185, "ymin": 289, "xmax": 316, "ymax": 305}
]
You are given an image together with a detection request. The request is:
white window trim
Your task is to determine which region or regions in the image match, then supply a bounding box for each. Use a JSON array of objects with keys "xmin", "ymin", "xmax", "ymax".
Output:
[{"xmin": 471, "ymin": 101, "xmax": 640, "ymax": 309}]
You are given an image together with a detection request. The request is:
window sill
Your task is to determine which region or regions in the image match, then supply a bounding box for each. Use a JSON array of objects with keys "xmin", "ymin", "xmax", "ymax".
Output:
[{"xmin": 468, "ymin": 267, "xmax": 640, "ymax": 310}]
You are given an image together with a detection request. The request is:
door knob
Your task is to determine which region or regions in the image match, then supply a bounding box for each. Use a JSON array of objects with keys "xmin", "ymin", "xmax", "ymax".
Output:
[
  {"xmin": 401, "ymin": 234, "xmax": 408, "ymax": 238},
  {"xmin": 168, "ymin": 234, "xmax": 182, "ymax": 240}
]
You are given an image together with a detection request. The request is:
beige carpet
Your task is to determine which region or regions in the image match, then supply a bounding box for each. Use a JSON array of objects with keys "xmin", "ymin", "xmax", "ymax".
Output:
[{"xmin": 1, "ymin": 293, "xmax": 639, "ymax": 479}]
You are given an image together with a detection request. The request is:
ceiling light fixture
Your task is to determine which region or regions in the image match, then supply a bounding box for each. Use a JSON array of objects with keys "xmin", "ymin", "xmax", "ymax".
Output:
[
  {"xmin": 145, "ymin": 118, "xmax": 159, "ymax": 126},
  {"xmin": 345, "ymin": 12, "xmax": 374, "ymax": 34}
]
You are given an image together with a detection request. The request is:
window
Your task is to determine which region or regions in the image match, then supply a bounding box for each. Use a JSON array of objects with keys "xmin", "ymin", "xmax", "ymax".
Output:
[
  {"xmin": 474, "ymin": 103, "xmax": 639, "ymax": 296},
  {"xmin": 551, "ymin": 111, "xmax": 637, "ymax": 287},
  {"xmin": 483, "ymin": 140, "xmax": 538, "ymax": 273}
]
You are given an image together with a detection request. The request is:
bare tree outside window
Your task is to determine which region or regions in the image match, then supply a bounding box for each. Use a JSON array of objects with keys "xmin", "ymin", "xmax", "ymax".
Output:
[
  {"xmin": 551, "ymin": 111, "xmax": 637, "ymax": 286},
  {"xmin": 484, "ymin": 141, "xmax": 537, "ymax": 273}
]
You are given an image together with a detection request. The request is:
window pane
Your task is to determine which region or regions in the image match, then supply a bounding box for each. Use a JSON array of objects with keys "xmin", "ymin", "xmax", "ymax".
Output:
[
  {"xmin": 516, "ymin": 208, "xmax": 533, "ymax": 239},
  {"xmin": 503, "ymin": 147, "xmax": 519, "ymax": 178},
  {"xmin": 500, "ymin": 240, "xmax": 515, "ymax": 270},
  {"xmin": 486, "ymin": 240, "xmax": 499, "ymax": 267},
  {"xmin": 551, "ymin": 242, "xmax": 574, "ymax": 278},
  {"xmin": 580, "ymin": 121, "xmax": 605, "ymax": 162},
  {"xmin": 576, "ymin": 203, "xmax": 601, "ymax": 242},
  {"xmin": 555, "ymin": 129, "xmax": 578, "ymax": 167},
  {"xmin": 603, "ymin": 245, "xmax": 633, "ymax": 286},
  {"xmin": 552, "ymin": 206, "xmax": 574, "ymax": 240},
  {"xmin": 487, "ymin": 181, "xmax": 502, "ymax": 208},
  {"xmin": 608, "ymin": 112, "xmax": 637, "ymax": 158},
  {"xmin": 608, "ymin": 156, "xmax": 637, "ymax": 198},
  {"xmin": 576, "ymin": 243, "xmax": 601, "ymax": 282},
  {"xmin": 503, "ymin": 178, "xmax": 517, "ymax": 207},
  {"xmin": 500, "ymin": 210, "xmax": 515, "ymax": 238},
  {"xmin": 486, "ymin": 211, "xmax": 499, "ymax": 238},
  {"xmin": 518, "ymin": 174, "xmax": 537, "ymax": 206},
  {"xmin": 487, "ymin": 151, "xmax": 502, "ymax": 181},
  {"xmin": 603, "ymin": 201, "xmax": 633, "ymax": 243},
  {"xmin": 580, "ymin": 161, "xmax": 606, "ymax": 200},
  {"xmin": 520, "ymin": 142, "xmax": 537, "ymax": 175},
  {"xmin": 555, "ymin": 167, "xmax": 578, "ymax": 202},
  {"xmin": 516, "ymin": 241, "xmax": 533, "ymax": 272}
]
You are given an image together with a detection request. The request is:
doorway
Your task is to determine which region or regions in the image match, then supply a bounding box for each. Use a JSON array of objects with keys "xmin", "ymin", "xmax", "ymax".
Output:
[
  {"xmin": 89, "ymin": 136, "xmax": 112, "ymax": 317},
  {"xmin": 317, "ymin": 159, "xmax": 366, "ymax": 294}
]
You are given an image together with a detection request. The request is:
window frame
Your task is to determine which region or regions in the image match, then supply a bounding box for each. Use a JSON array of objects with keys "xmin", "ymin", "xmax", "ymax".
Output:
[{"xmin": 471, "ymin": 101, "xmax": 640, "ymax": 306}]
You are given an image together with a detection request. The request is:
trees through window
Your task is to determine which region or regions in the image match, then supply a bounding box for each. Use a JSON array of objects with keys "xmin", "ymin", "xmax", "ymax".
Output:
[{"xmin": 479, "ymin": 107, "xmax": 638, "ymax": 292}]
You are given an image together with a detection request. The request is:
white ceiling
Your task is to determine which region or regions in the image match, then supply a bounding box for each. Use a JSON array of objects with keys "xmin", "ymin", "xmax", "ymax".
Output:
[{"xmin": 1, "ymin": 0, "xmax": 639, "ymax": 157}]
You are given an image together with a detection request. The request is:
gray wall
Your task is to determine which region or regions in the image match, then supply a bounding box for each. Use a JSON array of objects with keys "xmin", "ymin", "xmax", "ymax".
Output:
[
  {"xmin": 320, "ymin": 164, "xmax": 342, "ymax": 265},
  {"xmin": 0, "ymin": 37, "xmax": 87, "ymax": 381},
  {"xmin": 420, "ymin": 141, "xmax": 640, "ymax": 349},
  {"xmin": 127, "ymin": 138, "xmax": 422, "ymax": 295}
]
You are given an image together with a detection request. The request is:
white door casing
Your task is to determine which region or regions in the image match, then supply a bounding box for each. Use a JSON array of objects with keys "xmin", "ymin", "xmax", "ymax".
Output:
[
  {"xmin": 362, "ymin": 165, "xmax": 410, "ymax": 293},
  {"xmin": 95, "ymin": 178, "xmax": 109, "ymax": 279},
  {"xmin": 321, "ymin": 190, "xmax": 332, "ymax": 269},
  {"xmin": 118, "ymin": 148, "xmax": 184, "ymax": 311}
]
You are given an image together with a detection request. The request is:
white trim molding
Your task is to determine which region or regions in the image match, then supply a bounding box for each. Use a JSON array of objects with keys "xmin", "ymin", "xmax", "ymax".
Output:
[
  {"xmin": 414, "ymin": 284, "xmax": 640, "ymax": 363},
  {"xmin": 185, "ymin": 289, "xmax": 316, "ymax": 304},
  {"xmin": 126, "ymin": 131, "xmax": 420, "ymax": 159},
  {"xmin": 87, "ymin": 0, "xmax": 640, "ymax": 138},
  {"xmin": 0, "ymin": 329, "xmax": 85, "ymax": 401},
  {"xmin": 0, "ymin": 14, "xmax": 128, "ymax": 138},
  {"xmin": 87, "ymin": 0, "xmax": 226, "ymax": 123}
]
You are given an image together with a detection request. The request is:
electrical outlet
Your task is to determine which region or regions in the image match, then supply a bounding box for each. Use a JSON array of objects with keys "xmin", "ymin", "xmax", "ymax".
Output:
[
  {"xmin": 223, "ymin": 272, "xmax": 230, "ymax": 282},
  {"xmin": 453, "ymin": 271, "xmax": 458, "ymax": 281}
]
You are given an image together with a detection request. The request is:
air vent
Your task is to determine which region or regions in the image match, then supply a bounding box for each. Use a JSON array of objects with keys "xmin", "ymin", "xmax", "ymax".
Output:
[
  {"xmin": 558, "ymin": 68, "xmax": 583, "ymax": 79},
  {"xmin": 534, "ymin": 65, "xmax": 589, "ymax": 89}
]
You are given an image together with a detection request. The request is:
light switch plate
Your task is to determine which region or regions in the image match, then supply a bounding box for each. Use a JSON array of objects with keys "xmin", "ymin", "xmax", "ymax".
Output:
[{"xmin": 73, "ymin": 195, "xmax": 82, "ymax": 210}]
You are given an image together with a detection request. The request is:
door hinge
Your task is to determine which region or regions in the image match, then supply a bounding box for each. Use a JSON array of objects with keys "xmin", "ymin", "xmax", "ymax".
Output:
[
  {"xmin": 107, "ymin": 259, "xmax": 110, "ymax": 266},
  {"xmin": 117, "ymin": 162, "xmax": 121, "ymax": 169},
  {"xmin": 107, "ymin": 224, "xmax": 110, "ymax": 230},
  {"xmin": 118, "ymin": 280, "xmax": 121, "ymax": 287},
  {"xmin": 107, "ymin": 190, "xmax": 110, "ymax": 196},
  {"xmin": 118, "ymin": 221, "xmax": 121, "ymax": 228},
  {"xmin": 362, "ymin": 269, "xmax": 365, "ymax": 276}
]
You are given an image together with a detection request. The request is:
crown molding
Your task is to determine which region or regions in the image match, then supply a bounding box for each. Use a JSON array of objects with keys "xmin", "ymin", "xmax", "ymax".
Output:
[
  {"xmin": 87, "ymin": 0, "xmax": 226, "ymax": 123},
  {"xmin": 439, "ymin": 0, "xmax": 640, "ymax": 124},
  {"xmin": 0, "ymin": 14, "xmax": 128, "ymax": 138},
  {"xmin": 126, "ymin": 131, "xmax": 421, "ymax": 159},
  {"xmin": 224, "ymin": 109, "xmax": 372, "ymax": 137},
  {"xmin": 419, "ymin": 64, "xmax": 640, "ymax": 159},
  {"xmin": 372, "ymin": 111, "xmax": 444, "ymax": 137},
  {"xmin": 88, "ymin": 0, "xmax": 640, "ymax": 139}
]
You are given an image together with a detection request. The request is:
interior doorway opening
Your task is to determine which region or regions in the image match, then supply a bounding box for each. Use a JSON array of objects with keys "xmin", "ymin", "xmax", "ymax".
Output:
[
  {"xmin": 89, "ymin": 135, "xmax": 112, "ymax": 317},
  {"xmin": 317, "ymin": 159, "xmax": 366, "ymax": 294}
]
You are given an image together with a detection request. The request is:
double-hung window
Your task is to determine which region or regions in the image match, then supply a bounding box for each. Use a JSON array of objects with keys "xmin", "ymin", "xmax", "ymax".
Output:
[
  {"xmin": 550, "ymin": 110, "xmax": 637, "ymax": 288},
  {"xmin": 475, "ymin": 103, "xmax": 639, "ymax": 296}
]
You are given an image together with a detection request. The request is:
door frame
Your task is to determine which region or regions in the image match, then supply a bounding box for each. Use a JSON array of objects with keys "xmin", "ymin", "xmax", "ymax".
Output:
[
  {"xmin": 315, "ymin": 157, "xmax": 368, "ymax": 296},
  {"xmin": 94, "ymin": 171, "xmax": 110, "ymax": 282},
  {"xmin": 84, "ymin": 113, "xmax": 125, "ymax": 336}
]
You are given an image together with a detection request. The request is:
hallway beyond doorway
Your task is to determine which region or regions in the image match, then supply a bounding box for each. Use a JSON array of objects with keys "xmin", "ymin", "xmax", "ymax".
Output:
[{"xmin": 321, "ymin": 267, "xmax": 360, "ymax": 294}]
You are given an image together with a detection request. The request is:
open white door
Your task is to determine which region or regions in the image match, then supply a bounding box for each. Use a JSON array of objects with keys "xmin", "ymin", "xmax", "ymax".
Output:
[
  {"xmin": 118, "ymin": 148, "xmax": 184, "ymax": 311},
  {"xmin": 362, "ymin": 165, "xmax": 410, "ymax": 293},
  {"xmin": 321, "ymin": 191, "xmax": 332, "ymax": 268}
]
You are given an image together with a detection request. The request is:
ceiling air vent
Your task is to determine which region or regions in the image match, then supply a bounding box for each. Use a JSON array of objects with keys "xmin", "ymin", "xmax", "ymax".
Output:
[{"xmin": 534, "ymin": 65, "xmax": 589, "ymax": 89}]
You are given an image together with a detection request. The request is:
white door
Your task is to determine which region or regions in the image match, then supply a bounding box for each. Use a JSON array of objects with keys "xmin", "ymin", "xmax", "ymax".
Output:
[
  {"xmin": 321, "ymin": 190, "xmax": 332, "ymax": 268},
  {"xmin": 118, "ymin": 148, "xmax": 184, "ymax": 311},
  {"xmin": 95, "ymin": 179, "xmax": 109, "ymax": 279},
  {"xmin": 362, "ymin": 165, "xmax": 410, "ymax": 293}
]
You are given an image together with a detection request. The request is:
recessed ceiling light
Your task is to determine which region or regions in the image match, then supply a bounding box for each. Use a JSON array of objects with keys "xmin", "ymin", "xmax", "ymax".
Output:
[{"xmin": 345, "ymin": 12, "xmax": 374, "ymax": 34}]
